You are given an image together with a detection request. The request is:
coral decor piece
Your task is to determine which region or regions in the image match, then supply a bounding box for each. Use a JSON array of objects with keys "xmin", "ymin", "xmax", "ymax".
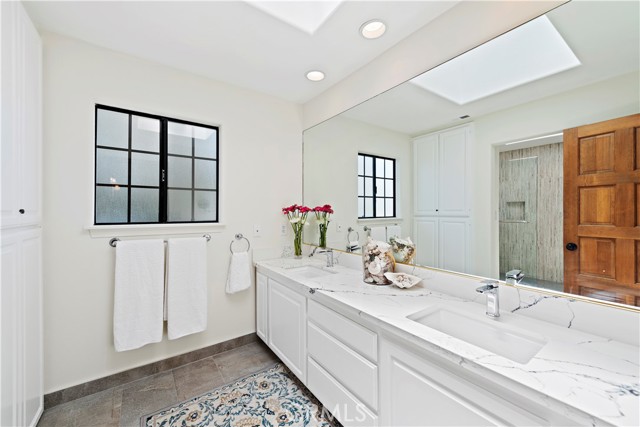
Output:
[
  {"xmin": 282, "ymin": 204, "xmax": 311, "ymax": 257},
  {"xmin": 389, "ymin": 236, "xmax": 416, "ymax": 264}
]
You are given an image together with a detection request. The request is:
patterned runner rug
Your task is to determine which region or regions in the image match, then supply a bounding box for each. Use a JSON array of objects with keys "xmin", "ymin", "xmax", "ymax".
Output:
[{"xmin": 142, "ymin": 363, "xmax": 337, "ymax": 427}]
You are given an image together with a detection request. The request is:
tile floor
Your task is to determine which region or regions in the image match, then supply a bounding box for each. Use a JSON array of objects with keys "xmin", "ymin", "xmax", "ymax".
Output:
[{"xmin": 37, "ymin": 341, "xmax": 280, "ymax": 427}]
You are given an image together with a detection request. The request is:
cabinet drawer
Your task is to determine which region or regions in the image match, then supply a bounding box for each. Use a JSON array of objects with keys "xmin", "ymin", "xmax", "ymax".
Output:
[
  {"xmin": 308, "ymin": 299, "xmax": 377, "ymax": 361},
  {"xmin": 308, "ymin": 357, "xmax": 378, "ymax": 427},
  {"xmin": 308, "ymin": 322, "xmax": 377, "ymax": 410}
]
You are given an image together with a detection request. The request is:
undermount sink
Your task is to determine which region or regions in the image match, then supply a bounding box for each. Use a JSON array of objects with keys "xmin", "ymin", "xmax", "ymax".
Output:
[
  {"xmin": 288, "ymin": 265, "xmax": 336, "ymax": 279},
  {"xmin": 408, "ymin": 307, "xmax": 547, "ymax": 364}
]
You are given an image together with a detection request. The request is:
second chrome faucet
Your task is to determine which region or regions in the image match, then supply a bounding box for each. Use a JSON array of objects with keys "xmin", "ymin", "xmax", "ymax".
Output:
[{"xmin": 476, "ymin": 280, "xmax": 500, "ymax": 318}]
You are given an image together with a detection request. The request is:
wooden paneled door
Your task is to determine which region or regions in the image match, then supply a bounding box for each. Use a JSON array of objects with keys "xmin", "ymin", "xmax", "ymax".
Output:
[{"xmin": 564, "ymin": 114, "xmax": 640, "ymax": 306}]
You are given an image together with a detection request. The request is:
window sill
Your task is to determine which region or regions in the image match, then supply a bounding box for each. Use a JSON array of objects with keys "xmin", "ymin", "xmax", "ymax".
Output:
[
  {"xmin": 357, "ymin": 218, "xmax": 403, "ymax": 224},
  {"xmin": 86, "ymin": 223, "xmax": 226, "ymax": 239}
]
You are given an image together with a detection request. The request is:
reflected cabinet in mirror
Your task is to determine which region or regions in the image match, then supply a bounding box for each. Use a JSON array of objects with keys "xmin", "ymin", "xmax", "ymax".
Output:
[{"xmin": 303, "ymin": 1, "xmax": 640, "ymax": 308}]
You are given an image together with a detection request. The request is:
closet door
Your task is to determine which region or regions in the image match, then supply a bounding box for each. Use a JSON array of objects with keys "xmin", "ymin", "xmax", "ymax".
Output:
[
  {"xmin": 438, "ymin": 126, "xmax": 471, "ymax": 217},
  {"xmin": 1, "ymin": 0, "xmax": 21, "ymax": 228},
  {"xmin": 413, "ymin": 135, "xmax": 439, "ymax": 216},
  {"xmin": 439, "ymin": 217, "xmax": 470, "ymax": 273},
  {"xmin": 0, "ymin": 1, "xmax": 42, "ymax": 228},
  {"xmin": 0, "ymin": 228, "xmax": 43, "ymax": 427},
  {"xmin": 414, "ymin": 218, "xmax": 438, "ymax": 267}
]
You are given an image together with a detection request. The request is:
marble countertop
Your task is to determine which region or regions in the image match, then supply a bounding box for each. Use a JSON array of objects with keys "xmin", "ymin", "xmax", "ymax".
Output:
[{"xmin": 256, "ymin": 258, "xmax": 640, "ymax": 427}]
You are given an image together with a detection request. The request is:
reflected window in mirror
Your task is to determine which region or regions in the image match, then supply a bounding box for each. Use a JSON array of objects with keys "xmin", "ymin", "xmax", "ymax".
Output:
[{"xmin": 357, "ymin": 153, "xmax": 396, "ymax": 219}]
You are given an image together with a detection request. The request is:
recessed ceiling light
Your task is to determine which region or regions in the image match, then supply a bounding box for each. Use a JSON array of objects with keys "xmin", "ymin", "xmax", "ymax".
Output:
[
  {"xmin": 360, "ymin": 20, "xmax": 386, "ymax": 39},
  {"xmin": 306, "ymin": 70, "xmax": 325, "ymax": 81}
]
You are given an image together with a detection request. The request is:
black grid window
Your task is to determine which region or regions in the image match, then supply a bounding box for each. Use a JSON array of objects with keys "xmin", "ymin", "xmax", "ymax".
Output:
[
  {"xmin": 94, "ymin": 105, "xmax": 219, "ymax": 225},
  {"xmin": 358, "ymin": 153, "xmax": 396, "ymax": 219}
]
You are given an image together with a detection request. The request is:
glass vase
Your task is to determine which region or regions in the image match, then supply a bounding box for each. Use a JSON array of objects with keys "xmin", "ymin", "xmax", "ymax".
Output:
[
  {"xmin": 318, "ymin": 222, "xmax": 329, "ymax": 248},
  {"xmin": 362, "ymin": 238, "xmax": 395, "ymax": 285},
  {"xmin": 293, "ymin": 229, "xmax": 303, "ymax": 258}
]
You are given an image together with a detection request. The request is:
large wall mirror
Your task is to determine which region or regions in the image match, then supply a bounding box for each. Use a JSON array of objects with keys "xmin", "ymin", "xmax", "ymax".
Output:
[{"xmin": 303, "ymin": 0, "xmax": 640, "ymax": 308}]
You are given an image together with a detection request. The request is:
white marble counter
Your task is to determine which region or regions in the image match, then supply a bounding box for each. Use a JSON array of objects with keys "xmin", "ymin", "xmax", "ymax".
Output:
[{"xmin": 256, "ymin": 257, "xmax": 640, "ymax": 427}]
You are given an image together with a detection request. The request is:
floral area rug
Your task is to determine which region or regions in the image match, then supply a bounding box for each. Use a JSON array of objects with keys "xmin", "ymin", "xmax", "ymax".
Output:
[{"xmin": 142, "ymin": 363, "xmax": 338, "ymax": 427}]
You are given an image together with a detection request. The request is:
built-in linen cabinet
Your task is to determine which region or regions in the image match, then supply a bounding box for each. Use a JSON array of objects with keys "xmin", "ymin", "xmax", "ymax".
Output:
[
  {"xmin": 413, "ymin": 124, "xmax": 472, "ymax": 272},
  {"xmin": 0, "ymin": 1, "xmax": 43, "ymax": 426}
]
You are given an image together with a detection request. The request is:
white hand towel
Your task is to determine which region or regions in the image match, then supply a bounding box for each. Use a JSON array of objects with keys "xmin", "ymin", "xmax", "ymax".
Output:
[
  {"xmin": 166, "ymin": 237, "xmax": 207, "ymax": 340},
  {"xmin": 226, "ymin": 251, "xmax": 252, "ymax": 294},
  {"xmin": 370, "ymin": 226, "xmax": 387, "ymax": 242},
  {"xmin": 114, "ymin": 239, "xmax": 165, "ymax": 352},
  {"xmin": 387, "ymin": 225, "xmax": 401, "ymax": 240}
]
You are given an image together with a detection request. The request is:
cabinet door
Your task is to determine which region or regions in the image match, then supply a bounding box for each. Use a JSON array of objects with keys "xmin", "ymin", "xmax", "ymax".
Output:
[
  {"xmin": 1, "ymin": 0, "xmax": 21, "ymax": 228},
  {"xmin": 0, "ymin": 1, "xmax": 42, "ymax": 228},
  {"xmin": 413, "ymin": 135, "xmax": 439, "ymax": 216},
  {"xmin": 267, "ymin": 279, "xmax": 306, "ymax": 382},
  {"xmin": 439, "ymin": 217, "xmax": 470, "ymax": 273},
  {"xmin": 1, "ymin": 232, "xmax": 21, "ymax": 426},
  {"xmin": 380, "ymin": 339, "xmax": 548, "ymax": 427},
  {"xmin": 438, "ymin": 126, "xmax": 470, "ymax": 217},
  {"xmin": 22, "ymin": 230, "xmax": 43, "ymax": 427},
  {"xmin": 1, "ymin": 228, "xmax": 43, "ymax": 427},
  {"xmin": 18, "ymin": 3, "xmax": 42, "ymax": 227},
  {"xmin": 256, "ymin": 273, "xmax": 268, "ymax": 342},
  {"xmin": 413, "ymin": 218, "xmax": 438, "ymax": 267}
]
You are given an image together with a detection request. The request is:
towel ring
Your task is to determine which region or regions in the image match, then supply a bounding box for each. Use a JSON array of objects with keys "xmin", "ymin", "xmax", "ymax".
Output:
[
  {"xmin": 347, "ymin": 227, "xmax": 359, "ymax": 242},
  {"xmin": 230, "ymin": 233, "xmax": 250, "ymax": 253}
]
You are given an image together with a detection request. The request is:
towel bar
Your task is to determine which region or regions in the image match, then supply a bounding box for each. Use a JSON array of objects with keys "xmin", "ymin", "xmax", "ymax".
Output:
[
  {"xmin": 109, "ymin": 234, "xmax": 211, "ymax": 247},
  {"xmin": 229, "ymin": 233, "xmax": 250, "ymax": 253}
]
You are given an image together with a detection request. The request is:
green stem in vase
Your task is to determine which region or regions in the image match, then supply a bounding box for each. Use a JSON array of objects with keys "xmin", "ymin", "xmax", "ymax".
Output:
[
  {"xmin": 318, "ymin": 222, "xmax": 329, "ymax": 248},
  {"xmin": 293, "ymin": 228, "xmax": 303, "ymax": 257}
]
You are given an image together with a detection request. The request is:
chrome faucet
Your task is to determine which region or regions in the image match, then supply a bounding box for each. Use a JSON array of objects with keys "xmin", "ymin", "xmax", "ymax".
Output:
[
  {"xmin": 309, "ymin": 246, "xmax": 334, "ymax": 267},
  {"xmin": 476, "ymin": 280, "xmax": 500, "ymax": 318},
  {"xmin": 505, "ymin": 269, "xmax": 524, "ymax": 285}
]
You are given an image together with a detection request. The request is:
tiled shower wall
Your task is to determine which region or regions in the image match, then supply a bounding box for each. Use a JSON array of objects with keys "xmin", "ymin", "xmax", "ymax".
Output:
[{"xmin": 499, "ymin": 143, "xmax": 563, "ymax": 283}]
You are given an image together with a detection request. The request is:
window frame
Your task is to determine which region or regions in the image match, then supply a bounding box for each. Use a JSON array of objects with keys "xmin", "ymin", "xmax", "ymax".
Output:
[
  {"xmin": 357, "ymin": 153, "xmax": 396, "ymax": 219},
  {"xmin": 94, "ymin": 104, "xmax": 219, "ymax": 225}
]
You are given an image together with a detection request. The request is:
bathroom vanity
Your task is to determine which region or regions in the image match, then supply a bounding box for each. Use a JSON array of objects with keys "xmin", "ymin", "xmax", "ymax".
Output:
[{"xmin": 256, "ymin": 255, "xmax": 639, "ymax": 427}]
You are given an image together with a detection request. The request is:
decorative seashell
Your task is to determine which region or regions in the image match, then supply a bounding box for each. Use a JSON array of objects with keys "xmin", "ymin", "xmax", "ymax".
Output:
[
  {"xmin": 368, "ymin": 261, "xmax": 381, "ymax": 274},
  {"xmin": 384, "ymin": 272, "xmax": 422, "ymax": 289}
]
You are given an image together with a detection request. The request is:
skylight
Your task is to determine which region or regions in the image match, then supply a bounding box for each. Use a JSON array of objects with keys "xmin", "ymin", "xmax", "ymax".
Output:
[
  {"xmin": 246, "ymin": 1, "xmax": 343, "ymax": 35},
  {"xmin": 410, "ymin": 15, "xmax": 581, "ymax": 105}
]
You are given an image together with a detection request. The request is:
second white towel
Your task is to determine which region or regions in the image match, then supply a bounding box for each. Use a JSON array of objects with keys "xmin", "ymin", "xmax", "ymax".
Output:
[
  {"xmin": 166, "ymin": 237, "xmax": 207, "ymax": 340},
  {"xmin": 226, "ymin": 251, "xmax": 252, "ymax": 294},
  {"xmin": 370, "ymin": 226, "xmax": 387, "ymax": 242}
]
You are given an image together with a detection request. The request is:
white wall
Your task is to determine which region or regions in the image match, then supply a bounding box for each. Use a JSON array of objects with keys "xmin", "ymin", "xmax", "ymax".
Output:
[
  {"xmin": 471, "ymin": 71, "xmax": 640, "ymax": 279},
  {"xmin": 304, "ymin": 116, "xmax": 411, "ymax": 249},
  {"xmin": 42, "ymin": 34, "xmax": 302, "ymax": 393}
]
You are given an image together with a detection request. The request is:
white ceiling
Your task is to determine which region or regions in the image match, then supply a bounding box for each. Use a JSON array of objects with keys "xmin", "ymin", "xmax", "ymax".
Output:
[
  {"xmin": 340, "ymin": 0, "xmax": 640, "ymax": 136},
  {"xmin": 23, "ymin": 0, "xmax": 459, "ymax": 104}
]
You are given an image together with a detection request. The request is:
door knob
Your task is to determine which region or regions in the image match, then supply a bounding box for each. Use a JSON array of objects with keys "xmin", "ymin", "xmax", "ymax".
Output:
[
  {"xmin": 566, "ymin": 242, "xmax": 578, "ymax": 251},
  {"xmin": 19, "ymin": 209, "xmax": 25, "ymax": 214}
]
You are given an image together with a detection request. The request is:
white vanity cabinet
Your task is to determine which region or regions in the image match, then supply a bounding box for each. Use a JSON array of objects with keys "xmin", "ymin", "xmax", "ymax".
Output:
[
  {"xmin": 306, "ymin": 300, "xmax": 378, "ymax": 426},
  {"xmin": 260, "ymin": 274, "xmax": 307, "ymax": 382},
  {"xmin": 380, "ymin": 337, "xmax": 574, "ymax": 427}
]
